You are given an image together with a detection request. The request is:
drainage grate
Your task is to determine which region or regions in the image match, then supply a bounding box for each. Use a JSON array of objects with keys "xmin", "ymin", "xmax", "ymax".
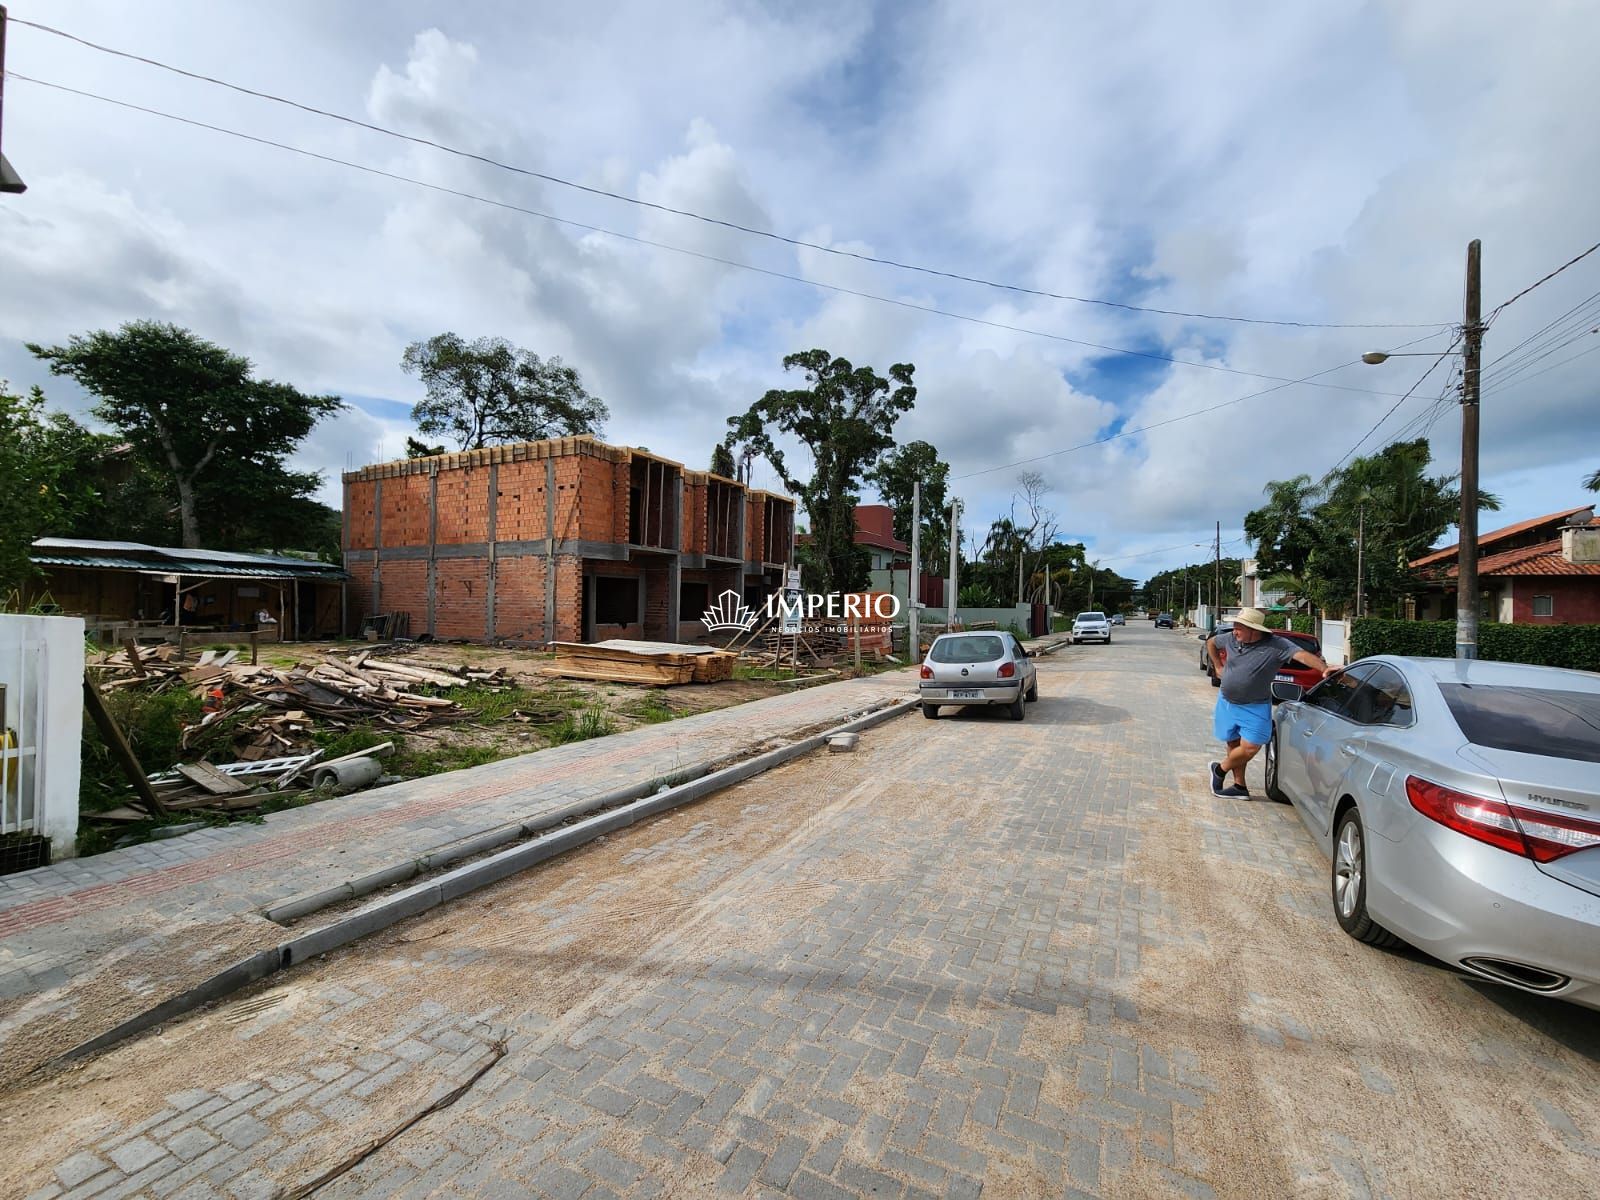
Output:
[{"xmin": 0, "ymin": 833, "xmax": 50, "ymax": 877}]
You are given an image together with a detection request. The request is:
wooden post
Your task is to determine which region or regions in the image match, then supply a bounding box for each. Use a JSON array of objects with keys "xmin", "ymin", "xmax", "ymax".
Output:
[{"xmin": 82, "ymin": 678, "xmax": 168, "ymax": 814}]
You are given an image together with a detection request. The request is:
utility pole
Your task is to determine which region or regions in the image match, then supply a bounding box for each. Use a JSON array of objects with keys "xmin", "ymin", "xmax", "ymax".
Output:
[
  {"xmin": 1458, "ymin": 239, "xmax": 1483, "ymax": 660},
  {"xmin": 1214, "ymin": 521, "xmax": 1221, "ymax": 627},
  {"xmin": 909, "ymin": 482, "xmax": 920, "ymax": 658},
  {"xmin": 948, "ymin": 498, "xmax": 961, "ymax": 629},
  {"xmin": 0, "ymin": 5, "xmax": 27, "ymax": 194}
]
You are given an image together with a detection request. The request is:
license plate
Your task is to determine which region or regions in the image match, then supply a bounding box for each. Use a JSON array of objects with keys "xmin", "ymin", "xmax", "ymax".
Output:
[{"xmin": 950, "ymin": 689, "xmax": 982, "ymax": 699}]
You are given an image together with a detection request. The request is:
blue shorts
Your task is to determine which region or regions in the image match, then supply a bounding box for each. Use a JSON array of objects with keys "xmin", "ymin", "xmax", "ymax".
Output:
[{"xmin": 1214, "ymin": 696, "xmax": 1273, "ymax": 746}]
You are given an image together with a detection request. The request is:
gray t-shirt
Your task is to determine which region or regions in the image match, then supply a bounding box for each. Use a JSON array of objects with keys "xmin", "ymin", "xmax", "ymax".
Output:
[{"xmin": 1216, "ymin": 631, "xmax": 1302, "ymax": 704}]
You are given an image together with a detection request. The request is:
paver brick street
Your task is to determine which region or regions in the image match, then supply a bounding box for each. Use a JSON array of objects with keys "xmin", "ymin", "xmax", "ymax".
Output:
[{"xmin": 3, "ymin": 625, "xmax": 1598, "ymax": 1198}]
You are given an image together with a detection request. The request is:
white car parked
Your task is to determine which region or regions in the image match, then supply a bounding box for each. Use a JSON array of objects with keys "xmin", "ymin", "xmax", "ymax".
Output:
[{"xmin": 1071, "ymin": 611, "xmax": 1111, "ymax": 644}]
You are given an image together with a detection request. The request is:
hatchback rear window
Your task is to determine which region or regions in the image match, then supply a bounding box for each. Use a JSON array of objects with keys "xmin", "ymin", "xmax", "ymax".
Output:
[
  {"xmin": 930, "ymin": 635, "xmax": 1006, "ymax": 662},
  {"xmin": 1439, "ymin": 684, "xmax": 1600, "ymax": 764},
  {"xmin": 1282, "ymin": 634, "xmax": 1322, "ymax": 655}
]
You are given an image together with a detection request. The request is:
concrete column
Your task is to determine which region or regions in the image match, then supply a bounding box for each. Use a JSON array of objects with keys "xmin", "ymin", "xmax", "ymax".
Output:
[
  {"xmin": 544, "ymin": 457, "xmax": 557, "ymax": 645},
  {"xmin": 486, "ymin": 463, "xmax": 498, "ymax": 642},
  {"xmin": 426, "ymin": 464, "xmax": 438, "ymax": 638},
  {"xmin": 371, "ymin": 477, "xmax": 382, "ymax": 616}
]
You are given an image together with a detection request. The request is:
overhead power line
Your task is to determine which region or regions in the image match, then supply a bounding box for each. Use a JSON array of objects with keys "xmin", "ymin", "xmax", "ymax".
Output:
[
  {"xmin": 1486, "ymin": 239, "xmax": 1600, "ymax": 323},
  {"xmin": 8, "ymin": 72, "xmax": 1436, "ymax": 404},
  {"xmin": 8, "ymin": 14, "xmax": 1452, "ymax": 332},
  {"xmin": 1316, "ymin": 336, "xmax": 1463, "ymax": 482}
]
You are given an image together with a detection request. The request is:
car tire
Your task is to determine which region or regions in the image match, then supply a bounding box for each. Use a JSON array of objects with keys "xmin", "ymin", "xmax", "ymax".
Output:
[
  {"xmin": 1008, "ymin": 694, "xmax": 1025, "ymax": 721},
  {"xmin": 1264, "ymin": 728, "xmax": 1289, "ymax": 804},
  {"xmin": 1210, "ymin": 670, "xmax": 1220, "ymax": 687},
  {"xmin": 1026, "ymin": 678, "xmax": 1038, "ymax": 702},
  {"xmin": 1331, "ymin": 807, "xmax": 1402, "ymax": 948},
  {"xmin": 922, "ymin": 704, "xmax": 939, "ymax": 720}
]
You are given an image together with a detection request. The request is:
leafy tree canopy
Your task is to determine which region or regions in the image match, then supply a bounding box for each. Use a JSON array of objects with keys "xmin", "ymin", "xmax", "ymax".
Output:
[
  {"xmin": 402, "ymin": 333, "xmax": 608, "ymax": 451},
  {"xmin": 0, "ymin": 384, "xmax": 69, "ymax": 596},
  {"xmin": 709, "ymin": 443, "xmax": 737, "ymax": 479},
  {"xmin": 29, "ymin": 321, "xmax": 341, "ymax": 549},
  {"xmin": 867, "ymin": 440, "xmax": 950, "ymax": 566},
  {"xmin": 725, "ymin": 350, "xmax": 916, "ymax": 594}
]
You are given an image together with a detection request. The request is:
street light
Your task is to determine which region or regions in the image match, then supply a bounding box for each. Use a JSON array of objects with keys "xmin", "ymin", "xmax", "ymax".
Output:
[{"xmin": 1362, "ymin": 239, "xmax": 1482, "ymax": 660}]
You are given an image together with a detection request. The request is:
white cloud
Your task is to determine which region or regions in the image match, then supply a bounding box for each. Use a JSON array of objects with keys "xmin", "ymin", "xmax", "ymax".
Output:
[{"xmin": 2, "ymin": 0, "xmax": 1596, "ymax": 580}]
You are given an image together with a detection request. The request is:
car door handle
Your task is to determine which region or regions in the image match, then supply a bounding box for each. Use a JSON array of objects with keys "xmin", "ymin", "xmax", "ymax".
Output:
[{"xmin": 1337, "ymin": 744, "xmax": 1359, "ymax": 758}]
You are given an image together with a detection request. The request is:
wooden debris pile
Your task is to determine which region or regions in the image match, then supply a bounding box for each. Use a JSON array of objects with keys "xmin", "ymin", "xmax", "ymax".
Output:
[{"xmin": 83, "ymin": 645, "xmax": 522, "ymax": 820}]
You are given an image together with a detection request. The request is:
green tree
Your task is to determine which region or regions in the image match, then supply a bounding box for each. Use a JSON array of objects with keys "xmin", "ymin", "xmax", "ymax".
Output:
[
  {"xmin": 1242, "ymin": 474, "xmax": 1322, "ymax": 579},
  {"xmin": 709, "ymin": 443, "xmax": 737, "ymax": 478},
  {"xmin": 29, "ymin": 322, "xmax": 341, "ymax": 549},
  {"xmin": 402, "ymin": 333, "xmax": 608, "ymax": 451},
  {"xmin": 405, "ymin": 436, "xmax": 447, "ymax": 459},
  {"xmin": 725, "ymin": 350, "xmax": 916, "ymax": 594},
  {"xmin": 0, "ymin": 384, "xmax": 68, "ymax": 596},
  {"xmin": 1585, "ymin": 466, "xmax": 1599, "ymax": 492},
  {"xmin": 867, "ymin": 440, "xmax": 950, "ymax": 566}
]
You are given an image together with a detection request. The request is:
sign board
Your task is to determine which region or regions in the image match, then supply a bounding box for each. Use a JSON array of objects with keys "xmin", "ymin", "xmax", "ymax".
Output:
[
  {"xmin": 786, "ymin": 568, "xmax": 802, "ymax": 591},
  {"xmin": 780, "ymin": 589, "xmax": 802, "ymax": 635}
]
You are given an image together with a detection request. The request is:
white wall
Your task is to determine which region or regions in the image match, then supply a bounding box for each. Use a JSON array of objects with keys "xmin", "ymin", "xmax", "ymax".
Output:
[{"xmin": 0, "ymin": 615, "xmax": 84, "ymax": 861}]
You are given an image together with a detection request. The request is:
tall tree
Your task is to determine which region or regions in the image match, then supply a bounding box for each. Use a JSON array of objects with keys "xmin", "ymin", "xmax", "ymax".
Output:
[
  {"xmin": 709, "ymin": 443, "xmax": 737, "ymax": 478},
  {"xmin": 402, "ymin": 333, "xmax": 608, "ymax": 451},
  {"xmin": 0, "ymin": 384, "xmax": 68, "ymax": 596},
  {"xmin": 867, "ymin": 440, "xmax": 950, "ymax": 567},
  {"xmin": 1584, "ymin": 466, "xmax": 1600, "ymax": 492},
  {"xmin": 725, "ymin": 350, "xmax": 916, "ymax": 594},
  {"xmin": 29, "ymin": 322, "xmax": 341, "ymax": 548}
]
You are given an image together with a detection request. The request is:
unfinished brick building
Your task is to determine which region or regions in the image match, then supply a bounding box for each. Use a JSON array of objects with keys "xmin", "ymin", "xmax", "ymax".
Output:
[{"xmin": 342, "ymin": 436, "xmax": 795, "ymax": 645}]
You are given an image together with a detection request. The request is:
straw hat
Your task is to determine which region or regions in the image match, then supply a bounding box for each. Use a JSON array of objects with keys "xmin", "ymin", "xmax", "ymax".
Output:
[{"xmin": 1233, "ymin": 607, "xmax": 1273, "ymax": 633}]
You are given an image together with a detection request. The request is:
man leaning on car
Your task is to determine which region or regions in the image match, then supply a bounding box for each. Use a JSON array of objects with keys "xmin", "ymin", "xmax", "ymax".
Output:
[{"xmin": 1207, "ymin": 608, "xmax": 1330, "ymax": 798}]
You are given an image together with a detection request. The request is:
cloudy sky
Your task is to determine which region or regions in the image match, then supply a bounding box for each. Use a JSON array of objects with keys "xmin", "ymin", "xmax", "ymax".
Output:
[{"xmin": 3, "ymin": 0, "xmax": 1597, "ymax": 583}]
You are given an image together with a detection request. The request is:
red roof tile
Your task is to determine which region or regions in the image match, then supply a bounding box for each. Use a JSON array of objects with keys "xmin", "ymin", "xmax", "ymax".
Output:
[
  {"xmin": 1410, "ymin": 505, "xmax": 1596, "ymax": 568},
  {"xmin": 1431, "ymin": 537, "xmax": 1600, "ymax": 578}
]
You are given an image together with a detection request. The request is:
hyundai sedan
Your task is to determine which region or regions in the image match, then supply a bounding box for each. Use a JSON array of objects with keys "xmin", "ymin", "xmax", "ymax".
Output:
[
  {"xmin": 919, "ymin": 631, "xmax": 1038, "ymax": 721},
  {"xmin": 1265, "ymin": 656, "xmax": 1600, "ymax": 1010}
]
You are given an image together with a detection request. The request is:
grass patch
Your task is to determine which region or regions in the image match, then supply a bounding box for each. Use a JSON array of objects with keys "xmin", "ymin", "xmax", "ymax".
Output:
[
  {"xmin": 391, "ymin": 743, "xmax": 506, "ymax": 777},
  {"xmin": 625, "ymin": 690, "xmax": 676, "ymax": 723},
  {"xmin": 547, "ymin": 705, "xmax": 615, "ymax": 745},
  {"xmin": 312, "ymin": 724, "xmax": 395, "ymax": 759}
]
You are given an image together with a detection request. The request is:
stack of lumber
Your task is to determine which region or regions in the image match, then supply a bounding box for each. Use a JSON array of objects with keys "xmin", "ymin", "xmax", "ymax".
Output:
[{"xmin": 545, "ymin": 640, "xmax": 735, "ymax": 686}]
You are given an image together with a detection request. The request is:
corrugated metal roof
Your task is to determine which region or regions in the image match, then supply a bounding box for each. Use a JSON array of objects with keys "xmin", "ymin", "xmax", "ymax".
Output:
[{"xmin": 30, "ymin": 538, "xmax": 347, "ymax": 581}]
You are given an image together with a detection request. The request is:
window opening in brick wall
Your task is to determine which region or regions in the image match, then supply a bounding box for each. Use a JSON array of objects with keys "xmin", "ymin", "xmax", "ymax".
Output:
[
  {"xmin": 680, "ymin": 582, "xmax": 709, "ymax": 619},
  {"xmin": 1533, "ymin": 594, "xmax": 1554, "ymax": 617},
  {"xmin": 595, "ymin": 576, "xmax": 639, "ymax": 624}
]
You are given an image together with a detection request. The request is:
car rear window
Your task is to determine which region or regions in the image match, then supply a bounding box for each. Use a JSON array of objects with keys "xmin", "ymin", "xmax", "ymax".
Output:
[
  {"xmin": 930, "ymin": 635, "xmax": 1006, "ymax": 662},
  {"xmin": 1282, "ymin": 634, "xmax": 1321, "ymax": 655},
  {"xmin": 1439, "ymin": 684, "xmax": 1600, "ymax": 764}
]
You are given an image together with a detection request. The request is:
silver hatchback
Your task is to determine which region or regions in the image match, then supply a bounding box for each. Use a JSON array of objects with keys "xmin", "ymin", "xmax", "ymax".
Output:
[
  {"xmin": 919, "ymin": 631, "xmax": 1038, "ymax": 721},
  {"xmin": 1266, "ymin": 656, "xmax": 1600, "ymax": 1010}
]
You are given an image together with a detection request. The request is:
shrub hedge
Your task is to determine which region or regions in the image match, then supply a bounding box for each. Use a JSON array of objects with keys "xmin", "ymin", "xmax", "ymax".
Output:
[
  {"xmin": 1263, "ymin": 613, "xmax": 1315, "ymax": 634},
  {"xmin": 1350, "ymin": 618, "xmax": 1600, "ymax": 672}
]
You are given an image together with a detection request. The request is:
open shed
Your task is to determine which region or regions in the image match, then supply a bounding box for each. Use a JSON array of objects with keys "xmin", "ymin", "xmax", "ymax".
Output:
[{"xmin": 26, "ymin": 538, "xmax": 349, "ymax": 643}]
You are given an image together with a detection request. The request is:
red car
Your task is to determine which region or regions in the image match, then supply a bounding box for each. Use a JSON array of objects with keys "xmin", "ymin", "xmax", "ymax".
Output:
[{"xmin": 1206, "ymin": 629, "xmax": 1323, "ymax": 698}]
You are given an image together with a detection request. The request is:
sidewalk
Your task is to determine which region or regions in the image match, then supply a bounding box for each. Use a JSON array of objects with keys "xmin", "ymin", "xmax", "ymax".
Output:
[{"xmin": 0, "ymin": 670, "xmax": 921, "ymax": 1086}]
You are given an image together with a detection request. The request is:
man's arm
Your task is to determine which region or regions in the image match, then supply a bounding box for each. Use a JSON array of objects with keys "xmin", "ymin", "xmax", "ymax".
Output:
[
  {"xmin": 1290, "ymin": 648, "xmax": 1333, "ymax": 678},
  {"xmin": 1207, "ymin": 636, "xmax": 1224, "ymax": 673}
]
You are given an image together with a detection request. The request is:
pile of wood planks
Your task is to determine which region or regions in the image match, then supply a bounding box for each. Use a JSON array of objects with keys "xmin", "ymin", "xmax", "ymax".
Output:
[{"xmin": 544, "ymin": 640, "xmax": 735, "ymax": 686}]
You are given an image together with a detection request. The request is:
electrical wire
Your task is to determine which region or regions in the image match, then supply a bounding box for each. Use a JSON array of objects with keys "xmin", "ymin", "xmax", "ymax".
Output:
[
  {"xmin": 1486, "ymin": 239, "xmax": 1600, "ymax": 324},
  {"xmin": 1315, "ymin": 336, "xmax": 1463, "ymax": 483},
  {"xmin": 6, "ymin": 72, "xmax": 1436, "ymax": 403},
  {"xmin": 6, "ymin": 15, "xmax": 1453, "ymax": 333}
]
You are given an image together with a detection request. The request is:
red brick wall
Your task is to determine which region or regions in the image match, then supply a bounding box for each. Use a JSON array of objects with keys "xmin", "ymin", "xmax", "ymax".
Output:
[
  {"xmin": 436, "ymin": 468, "xmax": 490, "ymax": 544},
  {"xmin": 745, "ymin": 494, "xmax": 765, "ymax": 563},
  {"xmin": 379, "ymin": 560, "xmax": 428, "ymax": 630},
  {"xmin": 380, "ymin": 474, "xmax": 431, "ymax": 547},
  {"xmin": 494, "ymin": 556, "xmax": 548, "ymax": 643},
  {"xmin": 495, "ymin": 459, "xmax": 550, "ymax": 542},
  {"xmin": 346, "ymin": 480, "xmax": 378, "ymax": 550},
  {"xmin": 1511, "ymin": 578, "xmax": 1600, "ymax": 624},
  {"xmin": 435, "ymin": 559, "xmax": 488, "ymax": 638}
]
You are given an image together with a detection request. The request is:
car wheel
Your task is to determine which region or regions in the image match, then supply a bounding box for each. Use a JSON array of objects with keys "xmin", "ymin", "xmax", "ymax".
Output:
[
  {"xmin": 1332, "ymin": 807, "xmax": 1402, "ymax": 948},
  {"xmin": 1264, "ymin": 728, "xmax": 1289, "ymax": 804},
  {"xmin": 1026, "ymin": 678, "xmax": 1038, "ymax": 702},
  {"xmin": 1008, "ymin": 694, "xmax": 1025, "ymax": 721},
  {"xmin": 922, "ymin": 704, "xmax": 939, "ymax": 720},
  {"xmin": 1210, "ymin": 669, "xmax": 1220, "ymax": 688}
]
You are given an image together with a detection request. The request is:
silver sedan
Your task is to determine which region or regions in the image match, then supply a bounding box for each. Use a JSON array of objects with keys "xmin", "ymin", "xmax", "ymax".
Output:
[
  {"xmin": 1265, "ymin": 656, "xmax": 1600, "ymax": 1010},
  {"xmin": 919, "ymin": 631, "xmax": 1038, "ymax": 721}
]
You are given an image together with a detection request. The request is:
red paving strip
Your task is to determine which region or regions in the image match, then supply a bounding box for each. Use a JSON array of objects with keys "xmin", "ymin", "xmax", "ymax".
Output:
[{"xmin": 0, "ymin": 686, "xmax": 898, "ymax": 941}]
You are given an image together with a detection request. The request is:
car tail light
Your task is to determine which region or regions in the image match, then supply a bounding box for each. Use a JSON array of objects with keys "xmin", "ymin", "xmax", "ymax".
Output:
[
  {"xmin": 997, "ymin": 661, "xmax": 1015, "ymax": 678},
  {"xmin": 1405, "ymin": 776, "xmax": 1600, "ymax": 862},
  {"xmin": 920, "ymin": 664, "xmax": 933, "ymax": 679}
]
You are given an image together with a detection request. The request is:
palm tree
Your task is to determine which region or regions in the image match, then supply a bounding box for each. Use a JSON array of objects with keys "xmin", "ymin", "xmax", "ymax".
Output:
[{"xmin": 1585, "ymin": 466, "xmax": 1600, "ymax": 492}]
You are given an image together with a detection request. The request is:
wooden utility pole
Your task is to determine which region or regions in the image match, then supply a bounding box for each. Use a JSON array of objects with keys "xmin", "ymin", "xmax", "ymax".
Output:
[
  {"xmin": 948, "ymin": 498, "xmax": 961, "ymax": 628},
  {"xmin": 1458, "ymin": 239, "xmax": 1483, "ymax": 660},
  {"xmin": 1214, "ymin": 521, "xmax": 1221, "ymax": 627},
  {"xmin": 1356, "ymin": 504, "xmax": 1366, "ymax": 618},
  {"xmin": 0, "ymin": 5, "xmax": 25, "ymax": 194},
  {"xmin": 909, "ymin": 482, "xmax": 920, "ymax": 658}
]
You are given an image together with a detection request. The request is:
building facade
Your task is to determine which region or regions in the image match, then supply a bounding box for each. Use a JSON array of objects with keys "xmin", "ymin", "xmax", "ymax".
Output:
[
  {"xmin": 1409, "ymin": 505, "xmax": 1600, "ymax": 624},
  {"xmin": 342, "ymin": 436, "xmax": 795, "ymax": 645}
]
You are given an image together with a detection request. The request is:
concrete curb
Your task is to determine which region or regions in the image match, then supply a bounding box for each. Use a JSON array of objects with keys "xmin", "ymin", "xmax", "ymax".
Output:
[{"xmin": 53, "ymin": 695, "xmax": 918, "ymax": 1069}]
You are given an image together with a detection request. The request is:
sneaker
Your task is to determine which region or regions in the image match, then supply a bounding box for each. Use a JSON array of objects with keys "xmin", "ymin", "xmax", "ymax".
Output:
[
  {"xmin": 1209, "ymin": 762, "xmax": 1227, "ymax": 796},
  {"xmin": 1218, "ymin": 784, "xmax": 1251, "ymax": 800}
]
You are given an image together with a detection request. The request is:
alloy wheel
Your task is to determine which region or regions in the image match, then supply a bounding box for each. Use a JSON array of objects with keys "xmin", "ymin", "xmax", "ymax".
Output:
[{"xmin": 1334, "ymin": 818, "xmax": 1363, "ymax": 920}]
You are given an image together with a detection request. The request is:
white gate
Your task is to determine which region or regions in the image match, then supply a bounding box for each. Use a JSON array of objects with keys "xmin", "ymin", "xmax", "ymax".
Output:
[
  {"xmin": 1320, "ymin": 618, "xmax": 1350, "ymax": 667},
  {"xmin": 0, "ymin": 615, "xmax": 84, "ymax": 863}
]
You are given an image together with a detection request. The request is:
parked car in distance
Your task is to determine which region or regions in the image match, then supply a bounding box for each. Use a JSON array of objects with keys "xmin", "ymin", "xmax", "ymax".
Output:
[
  {"xmin": 1206, "ymin": 628, "xmax": 1321, "ymax": 694},
  {"xmin": 1266, "ymin": 656, "xmax": 1600, "ymax": 1011},
  {"xmin": 1071, "ymin": 612, "xmax": 1112, "ymax": 644},
  {"xmin": 1199, "ymin": 621, "xmax": 1234, "ymax": 671},
  {"xmin": 1154, "ymin": 612, "xmax": 1175, "ymax": 629},
  {"xmin": 919, "ymin": 631, "xmax": 1038, "ymax": 722},
  {"xmin": 1110, "ymin": 614, "xmax": 1126, "ymax": 626}
]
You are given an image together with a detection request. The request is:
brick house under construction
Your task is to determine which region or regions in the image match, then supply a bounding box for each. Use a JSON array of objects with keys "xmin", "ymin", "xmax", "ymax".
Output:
[{"xmin": 342, "ymin": 436, "xmax": 796, "ymax": 645}]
